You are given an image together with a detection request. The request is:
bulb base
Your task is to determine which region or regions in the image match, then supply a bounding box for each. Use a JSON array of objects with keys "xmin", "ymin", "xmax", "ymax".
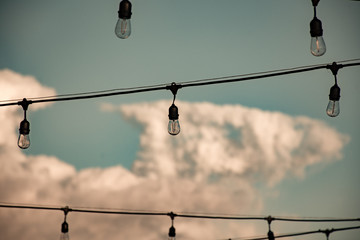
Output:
[
  {"xmin": 310, "ymin": 17, "xmax": 323, "ymax": 37},
  {"xmin": 118, "ymin": 0, "xmax": 132, "ymax": 19}
]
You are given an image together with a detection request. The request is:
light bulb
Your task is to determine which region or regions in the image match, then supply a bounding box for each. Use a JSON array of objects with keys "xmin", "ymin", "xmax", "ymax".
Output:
[
  {"xmin": 115, "ymin": 18, "xmax": 131, "ymax": 39},
  {"xmin": 311, "ymin": 36, "xmax": 326, "ymax": 56},
  {"xmin": 168, "ymin": 120, "xmax": 180, "ymax": 136},
  {"xmin": 168, "ymin": 104, "xmax": 180, "ymax": 135},
  {"xmin": 326, "ymin": 100, "xmax": 339, "ymax": 117},
  {"xmin": 310, "ymin": 17, "xmax": 326, "ymax": 56},
  {"xmin": 18, "ymin": 119, "xmax": 30, "ymax": 149},
  {"xmin": 168, "ymin": 226, "xmax": 176, "ymax": 240},
  {"xmin": 115, "ymin": 0, "xmax": 132, "ymax": 39},
  {"xmin": 60, "ymin": 222, "xmax": 69, "ymax": 240},
  {"xmin": 326, "ymin": 83, "xmax": 340, "ymax": 117},
  {"xmin": 60, "ymin": 232, "xmax": 70, "ymax": 240}
]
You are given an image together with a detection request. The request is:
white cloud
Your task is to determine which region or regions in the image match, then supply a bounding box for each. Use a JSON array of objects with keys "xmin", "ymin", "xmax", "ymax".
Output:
[{"xmin": 0, "ymin": 70, "xmax": 349, "ymax": 240}]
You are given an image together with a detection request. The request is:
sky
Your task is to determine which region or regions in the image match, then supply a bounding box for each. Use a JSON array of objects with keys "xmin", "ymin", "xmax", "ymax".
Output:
[{"xmin": 0, "ymin": 0, "xmax": 359, "ymax": 240}]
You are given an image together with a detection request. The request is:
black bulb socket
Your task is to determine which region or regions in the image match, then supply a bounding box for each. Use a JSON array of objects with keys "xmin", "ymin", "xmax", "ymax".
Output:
[
  {"xmin": 168, "ymin": 104, "xmax": 179, "ymax": 120},
  {"xmin": 168, "ymin": 226, "xmax": 176, "ymax": 238},
  {"xmin": 267, "ymin": 230, "xmax": 275, "ymax": 240},
  {"xmin": 118, "ymin": 0, "xmax": 132, "ymax": 19},
  {"xmin": 329, "ymin": 84, "xmax": 340, "ymax": 101},
  {"xmin": 19, "ymin": 119, "xmax": 30, "ymax": 135},
  {"xmin": 61, "ymin": 221, "xmax": 69, "ymax": 233},
  {"xmin": 310, "ymin": 17, "xmax": 323, "ymax": 37},
  {"xmin": 311, "ymin": 0, "xmax": 320, "ymax": 7}
]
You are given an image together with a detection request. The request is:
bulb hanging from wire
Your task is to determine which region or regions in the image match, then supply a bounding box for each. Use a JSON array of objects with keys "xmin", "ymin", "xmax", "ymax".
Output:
[
  {"xmin": 18, "ymin": 119, "xmax": 30, "ymax": 149},
  {"xmin": 168, "ymin": 212, "xmax": 176, "ymax": 240},
  {"xmin": 326, "ymin": 83, "xmax": 340, "ymax": 117},
  {"xmin": 115, "ymin": 0, "xmax": 132, "ymax": 39},
  {"xmin": 310, "ymin": 0, "xmax": 326, "ymax": 56},
  {"xmin": 168, "ymin": 104, "xmax": 180, "ymax": 135},
  {"xmin": 310, "ymin": 17, "xmax": 326, "ymax": 56},
  {"xmin": 60, "ymin": 207, "xmax": 70, "ymax": 240},
  {"xmin": 326, "ymin": 62, "xmax": 342, "ymax": 117},
  {"xmin": 266, "ymin": 216, "xmax": 275, "ymax": 240},
  {"xmin": 17, "ymin": 98, "xmax": 31, "ymax": 149},
  {"xmin": 167, "ymin": 83, "xmax": 181, "ymax": 136},
  {"xmin": 60, "ymin": 221, "xmax": 70, "ymax": 240}
]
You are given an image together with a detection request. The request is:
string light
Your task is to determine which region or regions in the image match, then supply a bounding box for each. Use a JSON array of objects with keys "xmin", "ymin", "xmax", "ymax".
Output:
[
  {"xmin": 310, "ymin": 0, "xmax": 326, "ymax": 56},
  {"xmin": 17, "ymin": 98, "xmax": 32, "ymax": 149},
  {"xmin": 0, "ymin": 203, "xmax": 359, "ymax": 240},
  {"xmin": 166, "ymin": 82, "xmax": 182, "ymax": 136},
  {"xmin": 0, "ymin": 61, "xmax": 359, "ymax": 148},
  {"xmin": 326, "ymin": 62, "xmax": 342, "ymax": 117},
  {"xmin": 115, "ymin": 0, "xmax": 132, "ymax": 39}
]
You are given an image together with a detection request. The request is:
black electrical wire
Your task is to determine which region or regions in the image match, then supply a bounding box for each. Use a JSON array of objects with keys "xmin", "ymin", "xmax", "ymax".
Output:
[
  {"xmin": 0, "ymin": 203, "xmax": 359, "ymax": 223},
  {"xmin": 0, "ymin": 60, "xmax": 359, "ymax": 108},
  {"xmin": 224, "ymin": 225, "xmax": 360, "ymax": 240}
]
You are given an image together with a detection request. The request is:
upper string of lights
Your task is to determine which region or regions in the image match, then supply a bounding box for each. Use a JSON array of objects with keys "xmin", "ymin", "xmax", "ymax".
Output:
[
  {"xmin": 0, "ymin": 203, "xmax": 359, "ymax": 240},
  {"xmin": 114, "ymin": 0, "xmax": 349, "ymax": 59},
  {"xmin": 0, "ymin": 60, "xmax": 358, "ymax": 149}
]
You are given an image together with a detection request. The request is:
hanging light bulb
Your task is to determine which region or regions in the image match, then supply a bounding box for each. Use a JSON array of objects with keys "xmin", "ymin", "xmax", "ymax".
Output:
[
  {"xmin": 18, "ymin": 119, "xmax": 30, "ymax": 149},
  {"xmin": 267, "ymin": 230, "xmax": 275, "ymax": 240},
  {"xmin": 266, "ymin": 216, "xmax": 275, "ymax": 240},
  {"xmin": 326, "ymin": 62, "xmax": 342, "ymax": 117},
  {"xmin": 166, "ymin": 82, "xmax": 182, "ymax": 136},
  {"xmin": 60, "ymin": 221, "xmax": 70, "ymax": 240},
  {"xmin": 168, "ymin": 212, "xmax": 176, "ymax": 240},
  {"xmin": 168, "ymin": 104, "xmax": 180, "ymax": 135},
  {"xmin": 326, "ymin": 83, "xmax": 340, "ymax": 117},
  {"xmin": 60, "ymin": 206, "xmax": 70, "ymax": 240},
  {"xmin": 310, "ymin": 17, "xmax": 326, "ymax": 56},
  {"xmin": 115, "ymin": 0, "xmax": 132, "ymax": 39},
  {"xmin": 17, "ymin": 98, "xmax": 31, "ymax": 149}
]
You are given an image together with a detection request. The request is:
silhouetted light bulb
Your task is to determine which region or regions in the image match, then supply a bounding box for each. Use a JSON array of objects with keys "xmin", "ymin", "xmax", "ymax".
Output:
[
  {"xmin": 168, "ymin": 226, "xmax": 176, "ymax": 240},
  {"xmin": 168, "ymin": 104, "xmax": 180, "ymax": 135},
  {"xmin": 60, "ymin": 222, "xmax": 69, "ymax": 240},
  {"xmin": 326, "ymin": 84, "xmax": 340, "ymax": 117},
  {"xmin": 310, "ymin": 17, "xmax": 326, "ymax": 56},
  {"xmin": 115, "ymin": 0, "xmax": 132, "ymax": 39},
  {"xmin": 18, "ymin": 119, "xmax": 30, "ymax": 149},
  {"xmin": 268, "ymin": 230, "xmax": 275, "ymax": 240}
]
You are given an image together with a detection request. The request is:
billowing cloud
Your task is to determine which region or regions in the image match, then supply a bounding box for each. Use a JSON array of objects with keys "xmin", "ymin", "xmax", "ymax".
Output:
[{"xmin": 0, "ymin": 70, "xmax": 349, "ymax": 240}]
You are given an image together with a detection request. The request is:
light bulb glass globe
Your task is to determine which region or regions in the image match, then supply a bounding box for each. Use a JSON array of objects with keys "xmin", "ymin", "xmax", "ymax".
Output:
[
  {"xmin": 168, "ymin": 237, "xmax": 176, "ymax": 240},
  {"xmin": 311, "ymin": 36, "xmax": 326, "ymax": 56},
  {"xmin": 115, "ymin": 18, "xmax": 131, "ymax": 39},
  {"xmin": 326, "ymin": 100, "xmax": 339, "ymax": 117},
  {"xmin": 18, "ymin": 134, "xmax": 30, "ymax": 149},
  {"xmin": 60, "ymin": 232, "xmax": 70, "ymax": 240},
  {"xmin": 168, "ymin": 120, "xmax": 180, "ymax": 135}
]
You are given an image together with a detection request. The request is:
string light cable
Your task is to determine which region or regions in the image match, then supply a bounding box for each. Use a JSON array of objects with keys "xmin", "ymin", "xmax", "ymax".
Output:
[
  {"xmin": 0, "ymin": 59, "xmax": 359, "ymax": 107},
  {"xmin": 223, "ymin": 225, "xmax": 360, "ymax": 240},
  {"xmin": 0, "ymin": 203, "xmax": 359, "ymax": 240},
  {"xmin": 0, "ymin": 202, "xmax": 359, "ymax": 223},
  {"xmin": 2, "ymin": 59, "xmax": 360, "ymax": 148}
]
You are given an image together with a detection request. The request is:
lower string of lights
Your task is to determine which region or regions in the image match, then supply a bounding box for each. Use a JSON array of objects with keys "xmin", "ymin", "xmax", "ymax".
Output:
[
  {"xmin": 0, "ymin": 203, "xmax": 359, "ymax": 240},
  {"xmin": 5, "ymin": 60, "xmax": 358, "ymax": 149}
]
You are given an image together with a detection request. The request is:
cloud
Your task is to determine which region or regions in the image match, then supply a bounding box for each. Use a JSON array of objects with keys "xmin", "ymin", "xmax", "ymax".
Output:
[{"xmin": 0, "ymin": 70, "xmax": 349, "ymax": 240}]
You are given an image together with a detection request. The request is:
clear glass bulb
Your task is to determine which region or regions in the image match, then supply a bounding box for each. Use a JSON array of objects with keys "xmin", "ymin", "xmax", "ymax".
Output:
[
  {"xmin": 59, "ymin": 232, "xmax": 70, "ymax": 240},
  {"xmin": 18, "ymin": 133, "xmax": 30, "ymax": 149},
  {"xmin": 168, "ymin": 120, "xmax": 180, "ymax": 135},
  {"xmin": 115, "ymin": 18, "xmax": 131, "ymax": 39},
  {"xmin": 168, "ymin": 237, "xmax": 176, "ymax": 240},
  {"xmin": 311, "ymin": 36, "xmax": 326, "ymax": 56},
  {"xmin": 326, "ymin": 100, "xmax": 339, "ymax": 117}
]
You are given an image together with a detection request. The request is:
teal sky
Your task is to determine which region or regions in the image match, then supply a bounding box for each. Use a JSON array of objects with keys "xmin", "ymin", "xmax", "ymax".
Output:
[{"xmin": 0, "ymin": 0, "xmax": 360, "ymax": 239}]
